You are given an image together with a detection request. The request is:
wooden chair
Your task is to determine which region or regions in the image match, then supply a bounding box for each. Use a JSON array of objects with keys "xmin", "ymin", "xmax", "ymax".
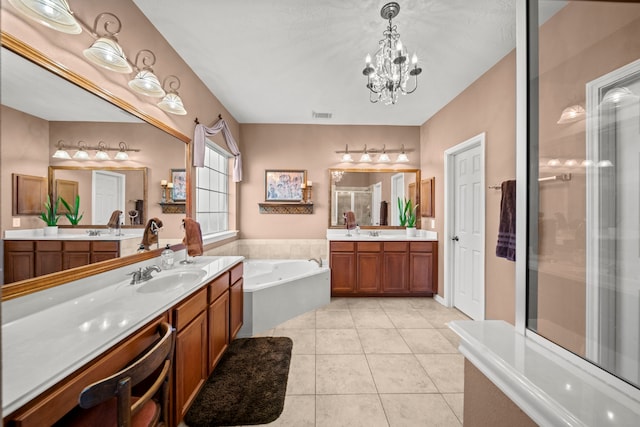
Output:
[{"xmin": 63, "ymin": 322, "xmax": 175, "ymax": 427}]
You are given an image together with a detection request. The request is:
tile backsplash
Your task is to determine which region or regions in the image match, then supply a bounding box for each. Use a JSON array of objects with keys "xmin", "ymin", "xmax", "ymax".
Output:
[{"xmin": 204, "ymin": 239, "xmax": 328, "ymax": 260}]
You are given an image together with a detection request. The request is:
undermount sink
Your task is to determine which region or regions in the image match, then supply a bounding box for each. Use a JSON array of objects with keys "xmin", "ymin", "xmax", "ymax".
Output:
[{"xmin": 136, "ymin": 270, "xmax": 207, "ymax": 294}]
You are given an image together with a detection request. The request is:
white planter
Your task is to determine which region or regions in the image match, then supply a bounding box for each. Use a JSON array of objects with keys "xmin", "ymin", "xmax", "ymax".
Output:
[
  {"xmin": 43, "ymin": 226, "xmax": 58, "ymax": 236},
  {"xmin": 406, "ymin": 227, "xmax": 417, "ymax": 237}
]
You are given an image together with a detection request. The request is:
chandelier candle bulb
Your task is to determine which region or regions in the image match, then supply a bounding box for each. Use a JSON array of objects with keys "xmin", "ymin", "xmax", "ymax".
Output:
[{"xmin": 161, "ymin": 179, "xmax": 167, "ymax": 186}]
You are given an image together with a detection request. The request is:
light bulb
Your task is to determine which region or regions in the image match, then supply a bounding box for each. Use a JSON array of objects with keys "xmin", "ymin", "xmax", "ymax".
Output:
[
  {"xmin": 396, "ymin": 40, "xmax": 403, "ymax": 51},
  {"xmin": 411, "ymin": 53, "xmax": 418, "ymax": 64},
  {"xmin": 365, "ymin": 54, "xmax": 371, "ymax": 64}
]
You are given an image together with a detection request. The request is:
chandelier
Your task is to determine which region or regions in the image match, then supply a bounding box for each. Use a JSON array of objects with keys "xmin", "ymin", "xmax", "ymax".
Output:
[{"xmin": 362, "ymin": 2, "xmax": 422, "ymax": 105}]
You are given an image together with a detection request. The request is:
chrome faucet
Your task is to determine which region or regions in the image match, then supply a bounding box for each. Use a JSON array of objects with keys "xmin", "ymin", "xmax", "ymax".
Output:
[
  {"xmin": 128, "ymin": 265, "xmax": 161, "ymax": 284},
  {"xmin": 308, "ymin": 258, "xmax": 323, "ymax": 267}
]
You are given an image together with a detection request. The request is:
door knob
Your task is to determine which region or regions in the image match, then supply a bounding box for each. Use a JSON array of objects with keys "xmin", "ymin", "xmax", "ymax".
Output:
[{"xmin": 452, "ymin": 236, "xmax": 459, "ymax": 241}]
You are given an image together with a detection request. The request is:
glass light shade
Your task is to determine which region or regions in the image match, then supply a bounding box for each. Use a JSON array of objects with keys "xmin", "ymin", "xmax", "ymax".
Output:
[
  {"xmin": 83, "ymin": 37, "xmax": 132, "ymax": 73},
  {"xmin": 557, "ymin": 104, "xmax": 585, "ymax": 124},
  {"xmin": 73, "ymin": 149, "xmax": 89, "ymax": 160},
  {"xmin": 128, "ymin": 70, "xmax": 166, "ymax": 97},
  {"xmin": 114, "ymin": 150, "xmax": 129, "ymax": 161},
  {"xmin": 52, "ymin": 148, "xmax": 71, "ymax": 159},
  {"xmin": 360, "ymin": 152, "xmax": 372, "ymax": 162},
  {"xmin": 8, "ymin": 0, "xmax": 81, "ymax": 34},
  {"xmin": 379, "ymin": 152, "xmax": 391, "ymax": 162},
  {"xmin": 601, "ymin": 87, "xmax": 634, "ymax": 105},
  {"xmin": 396, "ymin": 152, "xmax": 409, "ymax": 162},
  {"xmin": 95, "ymin": 150, "xmax": 110, "ymax": 160},
  {"xmin": 597, "ymin": 159, "xmax": 614, "ymax": 168},
  {"xmin": 341, "ymin": 153, "xmax": 353, "ymax": 162},
  {"xmin": 547, "ymin": 158, "xmax": 561, "ymax": 167},
  {"xmin": 564, "ymin": 159, "xmax": 578, "ymax": 167},
  {"xmin": 157, "ymin": 93, "xmax": 187, "ymax": 115}
]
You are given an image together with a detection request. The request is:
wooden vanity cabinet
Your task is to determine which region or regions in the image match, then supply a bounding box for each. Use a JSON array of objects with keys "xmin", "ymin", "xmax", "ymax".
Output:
[
  {"xmin": 62, "ymin": 241, "xmax": 91, "ymax": 270},
  {"xmin": 4, "ymin": 241, "xmax": 34, "ymax": 283},
  {"xmin": 208, "ymin": 272, "xmax": 230, "ymax": 374},
  {"xmin": 329, "ymin": 241, "xmax": 356, "ymax": 293},
  {"xmin": 35, "ymin": 241, "xmax": 63, "ymax": 277},
  {"xmin": 409, "ymin": 242, "xmax": 437, "ymax": 293},
  {"xmin": 356, "ymin": 242, "xmax": 382, "ymax": 293},
  {"xmin": 230, "ymin": 262, "xmax": 244, "ymax": 340},
  {"xmin": 90, "ymin": 241, "xmax": 119, "ymax": 263},
  {"xmin": 383, "ymin": 242, "xmax": 409, "ymax": 293}
]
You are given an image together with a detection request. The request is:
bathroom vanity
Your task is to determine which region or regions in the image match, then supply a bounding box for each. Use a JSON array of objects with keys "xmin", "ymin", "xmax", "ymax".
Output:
[
  {"xmin": 327, "ymin": 230, "xmax": 438, "ymax": 296},
  {"xmin": 2, "ymin": 254, "xmax": 244, "ymax": 427}
]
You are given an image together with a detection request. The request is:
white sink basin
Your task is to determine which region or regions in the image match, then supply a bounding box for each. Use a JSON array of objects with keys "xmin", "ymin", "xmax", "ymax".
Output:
[{"xmin": 136, "ymin": 270, "xmax": 207, "ymax": 294}]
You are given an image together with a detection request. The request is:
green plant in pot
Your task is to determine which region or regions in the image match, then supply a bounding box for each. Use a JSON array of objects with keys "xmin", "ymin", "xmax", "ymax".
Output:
[
  {"xmin": 398, "ymin": 197, "xmax": 419, "ymax": 236},
  {"xmin": 60, "ymin": 195, "xmax": 84, "ymax": 226},
  {"xmin": 40, "ymin": 195, "xmax": 61, "ymax": 235}
]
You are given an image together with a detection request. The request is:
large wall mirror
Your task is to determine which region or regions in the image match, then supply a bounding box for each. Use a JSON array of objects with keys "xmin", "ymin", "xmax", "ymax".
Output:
[
  {"xmin": 1, "ymin": 35, "xmax": 190, "ymax": 298},
  {"xmin": 328, "ymin": 168, "xmax": 420, "ymax": 229}
]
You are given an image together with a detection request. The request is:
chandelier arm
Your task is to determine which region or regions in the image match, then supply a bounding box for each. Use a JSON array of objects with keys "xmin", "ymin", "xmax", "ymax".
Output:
[{"xmin": 405, "ymin": 74, "xmax": 419, "ymax": 94}]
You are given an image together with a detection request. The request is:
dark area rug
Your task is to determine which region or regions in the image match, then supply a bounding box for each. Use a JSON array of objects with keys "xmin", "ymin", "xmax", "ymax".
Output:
[{"xmin": 184, "ymin": 337, "xmax": 293, "ymax": 427}]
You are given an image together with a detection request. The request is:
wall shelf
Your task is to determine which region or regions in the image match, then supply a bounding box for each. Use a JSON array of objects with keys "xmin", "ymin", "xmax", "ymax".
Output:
[
  {"xmin": 159, "ymin": 202, "xmax": 186, "ymax": 214},
  {"xmin": 259, "ymin": 202, "xmax": 314, "ymax": 214}
]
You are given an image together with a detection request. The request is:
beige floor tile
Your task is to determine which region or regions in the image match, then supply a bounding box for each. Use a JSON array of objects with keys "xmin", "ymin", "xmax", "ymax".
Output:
[
  {"xmin": 398, "ymin": 329, "xmax": 458, "ymax": 354},
  {"xmin": 316, "ymin": 394, "xmax": 389, "ymax": 427},
  {"xmin": 358, "ymin": 328, "xmax": 412, "ymax": 354},
  {"xmin": 273, "ymin": 329, "xmax": 316, "ymax": 354},
  {"xmin": 442, "ymin": 393, "xmax": 464, "ymax": 424},
  {"xmin": 380, "ymin": 393, "xmax": 461, "ymax": 427},
  {"xmin": 416, "ymin": 354, "xmax": 465, "ymax": 392},
  {"xmin": 377, "ymin": 297, "xmax": 415, "ymax": 311},
  {"xmin": 277, "ymin": 311, "xmax": 316, "ymax": 329},
  {"xmin": 367, "ymin": 354, "xmax": 437, "ymax": 393},
  {"xmin": 316, "ymin": 298, "xmax": 350, "ymax": 311},
  {"xmin": 385, "ymin": 309, "xmax": 434, "ymax": 328},
  {"xmin": 316, "ymin": 354, "xmax": 377, "ymax": 394},
  {"xmin": 262, "ymin": 394, "xmax": 315, "ymax": 427},
  {"xmin": 439, "ymin": 328, "xmax": 462, "ymax": 348},
  {"xmin": 421, "ymin": 311, "xmax": 469, "ymax": 329},
  {"xmin": 316, "ymin": 310, "xmax": 355, "ymax": 328},
  {"xmin": 347, "ymin": 298, "xmax": 382, "ymax": 310},
  {"xmin": 408, "ymin": 298, "xmax": 450, "ymax": 311},
  {"xmin": 286, "ymin": 355, "xmax": 316, "ymax": 395},
  {"xmin": 316, "ymin": 329, "xmax": 363, "ymax": 354},
  {"xmin": 351, "ymin": 310, "xmax": 395, "ymax": 329}
]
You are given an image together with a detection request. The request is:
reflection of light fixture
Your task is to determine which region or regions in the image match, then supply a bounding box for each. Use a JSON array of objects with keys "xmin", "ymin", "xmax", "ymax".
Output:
[
  {"xmin": 379, "ymin": 145, "xmax": 390, "ymax": 162},
  {"xmin": 331, "ymin": 170, "xmax": 344, "ymax": 182},
  {"xmin": 128, "ymin": 50, "xmax": 166, "ymax": 97},
  {"xmin": 557, "ymin": 104, "xmax": 585, "ymax": 124},
  {"xmin": 157, "ymin": 75, "xmax": 187, "ymax": 115},
  {"xmin": 360, "ymin": 145, "xmax": 372, "ymax": 162},
  {"xmin": 547, "ymin": 158, "xmax": 561, "ymax": 167},
  {"xmin": 8, "ymin": 0, "xmax": 81, "ymax": 34},
  {"xmin": 564, "ymin": 159, "xmax": 578, "ymax": 167},
  {"xmin": 601, "ymin": 87, "xmax": 634, "ymax": 105},
  {"xmin": 114, "ymin": 141, "xmax": 129, "ymax": 160},
  {"xmin": 94, "ymin": 141, "xmax": 110, "ymax": 160},
  {"xmin": 52, "ymin": 140, "xmax": 71, "ymax": 159},
  {"xmin": 597, "ymin": 159, "xmax": 614, "ymax": 168},
  {"xmin": 581, "ymin": 159, "xmax": 594, "ymax": 167},
  {"xmin": 362, "ymin": 2, "xmax": 421, "ymax": 105},
  {"xmin": 82, "ymin": 13, "xmax": 132, "ymax": 74},
  {"xmin": 341, "ymin": 145, "xmax": 353, "ymax": 162},
  {"xmin": 73, "ymin": 141, "xmax": 90, "ymax": 160},
  {"xmin": 396, "ymin": 144, "xmax": 409, "ymax": 162}
]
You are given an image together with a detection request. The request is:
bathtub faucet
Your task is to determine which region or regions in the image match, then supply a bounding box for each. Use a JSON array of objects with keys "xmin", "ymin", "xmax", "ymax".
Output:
[{"xmin": 308, "ymin": 258, "xmax": 323, "ymax": 267}]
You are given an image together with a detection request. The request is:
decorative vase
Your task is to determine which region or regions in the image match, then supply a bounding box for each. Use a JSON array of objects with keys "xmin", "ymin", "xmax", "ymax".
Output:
[
  {"xmin": 43, "ymin": 225, "xmax": 58, "ymax": 236},
  {"xmin": 406, "ymin": 227, "xmax": 417, "ymax": 237}
]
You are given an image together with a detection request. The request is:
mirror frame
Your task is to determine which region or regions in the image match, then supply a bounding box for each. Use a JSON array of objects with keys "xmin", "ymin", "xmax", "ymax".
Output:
[
  {"xmin": 49, "ymin": 166, "xmax": 149, "ymax": 228},
  {"xmin": 1, "ymin": 32, "xmax": 192, "ymax": 301},
  {"xmin": 328, "ymin": 168, "xmax": 421, "ymax": 229}
]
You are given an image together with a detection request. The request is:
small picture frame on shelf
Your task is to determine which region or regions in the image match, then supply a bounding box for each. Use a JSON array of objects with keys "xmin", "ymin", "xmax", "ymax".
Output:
[
  {"xmin": 171, "ymin": 169, "xmax": 186, "ymax": 201},
  {"xmin": 265, "ymin": 169, "xmax": 306, "ymax": 202}
]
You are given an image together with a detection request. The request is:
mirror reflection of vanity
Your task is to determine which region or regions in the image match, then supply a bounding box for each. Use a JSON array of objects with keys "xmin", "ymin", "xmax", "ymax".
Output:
[
  {"xmin": 1, "ymin": 35, "xmax": 189, "ymax": 291},
  {"xmin": 329, "ymin": 168, "xmax": 420, "ymax": 228}
]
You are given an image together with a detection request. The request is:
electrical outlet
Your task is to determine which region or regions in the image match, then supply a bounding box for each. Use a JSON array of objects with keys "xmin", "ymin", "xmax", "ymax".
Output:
[
  {"xmin": 430, "ymin": 219, "xmax": 435, "ymax": 228},
  {"xmin": 12, "ymin": 217, "xmax": 20, "ymax": 227}
]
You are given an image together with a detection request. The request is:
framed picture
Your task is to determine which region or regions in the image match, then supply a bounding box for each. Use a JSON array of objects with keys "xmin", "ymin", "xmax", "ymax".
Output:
[
  {"xmin": 265, "ymin": 169, "xmax": 306, "ymax": 202},
  {"xmin": 171, "ymin": 168, "xmax": 187, "ymax": 201}
]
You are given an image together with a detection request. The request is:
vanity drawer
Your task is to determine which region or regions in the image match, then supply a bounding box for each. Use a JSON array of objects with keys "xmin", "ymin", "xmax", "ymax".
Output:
[
  {"xmin": 63, "ymin": 241, "xmax": 91, "ymax": 252},
  {"xmin": 357, "ymin": 242, "xmax": 382, "ymax": 252},
  {"xmin": 384, "ymin": 242, "xmax": 409, "ymax": 252},
  {"xmin": 209, "ymin": 272, "xmax": 230, "ymax": 303},
  {"xmin": 5, "ymin": 240, "xmax": 34, "ymax": 251},
  {"xmin": 230, "ymin": 262, "xmax": 243, "ymax": 285},
  {"xmin": 410, "ymin": 242, "xmax": 434, "ymax": 252},
  {"xmin": 330, "ymin": 241, "xmax": 355, "ymax": 252},
  {"xmin": 35, "ymin": 241, "xmax": 62, "ymax": 251},
  {"xmin": 92, "ymin": 241, "xmax": 119, "ymax": 252},
  {"xmin": 174, "ymin": 288, "xmax": 207, "ymax": 331}
]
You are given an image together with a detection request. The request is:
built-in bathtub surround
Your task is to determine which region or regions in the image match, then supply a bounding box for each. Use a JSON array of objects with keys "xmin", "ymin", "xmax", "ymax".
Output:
[{"xmin": 204, "ymin": 238, "xmax": 328, "ymax": 261}]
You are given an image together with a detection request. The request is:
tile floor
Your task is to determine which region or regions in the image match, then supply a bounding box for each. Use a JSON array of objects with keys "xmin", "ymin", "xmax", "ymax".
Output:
[{"xmin": 252, "ymin": 297, "xmax": 470, "ymax": 427}]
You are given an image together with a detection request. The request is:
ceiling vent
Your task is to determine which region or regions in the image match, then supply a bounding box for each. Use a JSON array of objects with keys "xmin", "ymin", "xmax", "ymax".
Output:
[{"xmin": 312, "ymin": 111, "xmax": 332, "ymax": 119}]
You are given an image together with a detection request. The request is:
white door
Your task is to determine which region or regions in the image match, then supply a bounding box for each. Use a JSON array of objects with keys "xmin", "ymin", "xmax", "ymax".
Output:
[
  {"xmin": 371, "ymin": 182, "xmax": 382, "ymax": 225},
  {"xmin": 390, "ymin": 173, "xmax": 405, "ymax": 226},
  {"xmin": 92, "ymin": 170, "xmax": 125, "ymax": 225},
  {"xmin": 451, "ymin": 143, "xmax": 484, "ymax": 320}
]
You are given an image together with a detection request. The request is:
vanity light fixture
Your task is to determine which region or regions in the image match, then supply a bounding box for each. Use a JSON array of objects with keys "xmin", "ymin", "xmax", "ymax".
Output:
[
  {"xmin": 73, "ymin": 141, "xmax": 90, "ymax": 160},
  {"xmin": 114, "ymin": 141, "xmax": 130, "ymax": 161},
  {"xmin": 94, "ymin": 141, "xmax": 110, "ymax": 160},
  {"xmin": 341, "ymin": 145, "xmax": 353, "ymax": 162},
  {"xmin": 157, "ymin": 75, "xmax": 187, "ymax": 115},
  {"xmin": 396, "ymin": 144, "xmax": 409, "ymax": 163},
  {"xmin": 82, "ymin": 12, "xmax": 132, "ymax": 74},
  {"xmin": 557, "ymin": 104, "xmax": 585, "ymax": 124},
  {"xmin": 360, "ymin": 145, "xmax": 372, "ymax": 162},
  {"xmin": 52, "ymin": 140, "xmax": 72, "ymax": 159},
  {"xmin": 378, "ymin": 145, "xmax": 391, "ymax": 162},
  {"xmin": 601, "ymin": 86, "xmax": 635, "ymax": 105},
  {"xmin": 8, "ymin": 0, "xmax": 81, "ymax": 34},
  {"xmin": 128, "ymin": 50, "xmax": 166, "ymax": 97}
]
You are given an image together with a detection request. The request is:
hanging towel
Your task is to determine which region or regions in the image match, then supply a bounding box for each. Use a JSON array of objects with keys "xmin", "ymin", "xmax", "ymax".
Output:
[
  {"xmin": 496, "ymin": 180, "xmax": 516, "ymax": 261},
  {"xmin": 380, "ymin": 201, "xmax": 388, "ymax": 226},
  {"xmin": 344, "ymin": 211, "xmax": 357, "ymax": 230},
  {"xmin": 141, "ymin": 217, "xmax": 163, "ymax": 249},
  {"xmin": 106, "ymin": 210, "xmax": 122, "ymax": 229},
  {"xmin": 183, "ymin": 218, "xmax": 204, "ymax": 256}
]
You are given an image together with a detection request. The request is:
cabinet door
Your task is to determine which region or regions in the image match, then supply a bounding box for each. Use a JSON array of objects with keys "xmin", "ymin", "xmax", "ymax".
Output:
[
  {"xmin": 35, "ymin": 251, "xmax": 62, "ymax": 276},
  {"xmin": 230, "ymin": 279, "xmax": 244, "ymax": 340},
  {"xmin": 330, "ymin": 252, "xmax": 356, "ymax": 294},
  {"xmin": 4, "ymin": 251, "xmax": 34, "ymax": 283},
  {"xmin": 410, "ymin": 252, "xmax": 434, "ymax": 293},
  {"xmin": 175, "ymin": 311, "xmax": 207, "ymax": 423},
  {"xmin": 208, "ymin": 291, "xmax": 230, "ymax": 374},
  {"xmin": 357, "ymin": 252, "xmax": 382, "ymax": 293},
  {"xmin": 63, "ymin": 252, "xmax": 91, "ymax": 270},
  {"xmin": 383, "ymin": 252, "xmax": 409, "ymax": 293}
]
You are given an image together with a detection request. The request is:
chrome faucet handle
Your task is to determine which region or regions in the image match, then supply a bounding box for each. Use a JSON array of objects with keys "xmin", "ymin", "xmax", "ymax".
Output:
[{"xmin": 127, "ymin": 268, "xmax": 143, "ymax": 285}]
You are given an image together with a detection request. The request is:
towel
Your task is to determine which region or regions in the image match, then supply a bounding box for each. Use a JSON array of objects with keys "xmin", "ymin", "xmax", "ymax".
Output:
[
  {"xmin": 182, "ymin": 218, "xmax": 204, "ymax": 256},
  {"xmin": 379, "ymin": 201, "xmax": 388, "ymax": 226},
  {"xmin": 496, "ymin": 180, "xmax": 516, "ymax": 261},
  {"xmin": 344, "ymin": 211, "xmax": 357, "ymax": 230},
  {"xmin": 141, "ymin": 217, "xmax": 163, "ymax": 249},
  {"xmin": 107, "ymin": 210, "xmax": 122, "ymax": 228}
]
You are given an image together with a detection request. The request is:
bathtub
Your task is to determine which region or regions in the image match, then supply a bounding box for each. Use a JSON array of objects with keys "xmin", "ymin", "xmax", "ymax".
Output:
[{"xmin": 238, "ymin": 259, "xmax": 331, "ymax": 337}]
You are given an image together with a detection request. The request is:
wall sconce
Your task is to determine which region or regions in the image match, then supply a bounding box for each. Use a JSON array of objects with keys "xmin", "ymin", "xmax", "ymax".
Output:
[
  {"xmin": 8, "ymin": 0, "xmax": 81, "ymax": 34},
  {"xmin": 157, "ymin": 75, "xmax": 187, "ymax": 115},
  {"xmin": 335, "ymin": 144, "xmax": 412, "ymax": 163},
  {"xmin": 94, "ymin": 141, "xmax": 110, "ymax": 160},
  {"xmin": 73, "ymin": 141, "xmax": 90, "ymax": 160},
  {"xmin": 378, "ymin": 145, "xmax": 390, "ymax": 162},
  {"xmin": 396, "ymin": 145, "xmax": 409, "ymax": 163},
  {"xmin": 128, "ymin": 50, "xmax": 166, "ymax": 97},
  {"xmin": 557, "ymin": 104, "xmax": 585, "ymax": 124},
  {"xmin": 114, "ymin": 141, "xmax": 130, "ymax": 160},
  {"xmin": 360, "ymin": 145, "xmax": 372, "ymax": 162},
  {"xmin": 341, "ymin": 145, "xmax": 353, "ymax": 162},
  {"xmin": 82, "ymin": 12, "xmax": 132, "ymax": 74},
  {"xmin": 52, "ymin": 140, "xmax": 72, "ymax": 159}
]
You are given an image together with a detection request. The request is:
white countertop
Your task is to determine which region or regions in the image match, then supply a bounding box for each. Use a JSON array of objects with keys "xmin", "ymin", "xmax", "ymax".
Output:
[
  {"xmin": 449, "ymin": 320, "xmax": 640, "ymax": 426},
  {"xmin": 2, "ymin": 254, "xmax": 244, "ymax": 415},
  {"xmin": 4, "ymin": 228, "xmax": 142, "ymax": 241},
  {"xmin": 326, "ymin": 228, "xmax": 438, "ymax": 241}
]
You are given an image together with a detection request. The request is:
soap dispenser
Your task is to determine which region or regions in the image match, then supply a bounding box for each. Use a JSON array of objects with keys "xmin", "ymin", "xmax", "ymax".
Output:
[{"xmin": 160, "ymin": 244, "xmax": 175, "ymax": 270}]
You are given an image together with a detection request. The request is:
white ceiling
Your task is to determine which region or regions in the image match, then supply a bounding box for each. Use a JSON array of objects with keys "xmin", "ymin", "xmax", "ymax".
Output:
[{"xmin": 132, "ymin": 0, "xmax": 521, "ymax": 126}]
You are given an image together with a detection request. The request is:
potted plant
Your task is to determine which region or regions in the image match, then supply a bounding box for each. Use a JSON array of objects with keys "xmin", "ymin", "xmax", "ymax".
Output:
[
  {"xmin": 40, "ymin": 195, "xmax": 61, "ymax": 235},
  {"xmin": 60, "ymin": 195, "xmax": 84, "ymax": 226},
  {"xmin": 398, "ymin": 197, "xmax": 419, "ymax": 237}
]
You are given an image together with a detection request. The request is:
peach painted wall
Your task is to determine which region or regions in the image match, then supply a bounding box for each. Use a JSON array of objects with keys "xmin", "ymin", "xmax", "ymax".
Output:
[
  {"xmin": 238, "ymin": 124, "xmax": 420, "ymax": 238},
  {"xmin": 420, "ymin": 51, "xmax": 517, "ymax": 321}
]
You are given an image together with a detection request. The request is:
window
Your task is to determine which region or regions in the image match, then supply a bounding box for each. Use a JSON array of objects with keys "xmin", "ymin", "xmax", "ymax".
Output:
[{"xmin": 196, "ymin": 141, "xmax": 230, "ymax": 235}]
